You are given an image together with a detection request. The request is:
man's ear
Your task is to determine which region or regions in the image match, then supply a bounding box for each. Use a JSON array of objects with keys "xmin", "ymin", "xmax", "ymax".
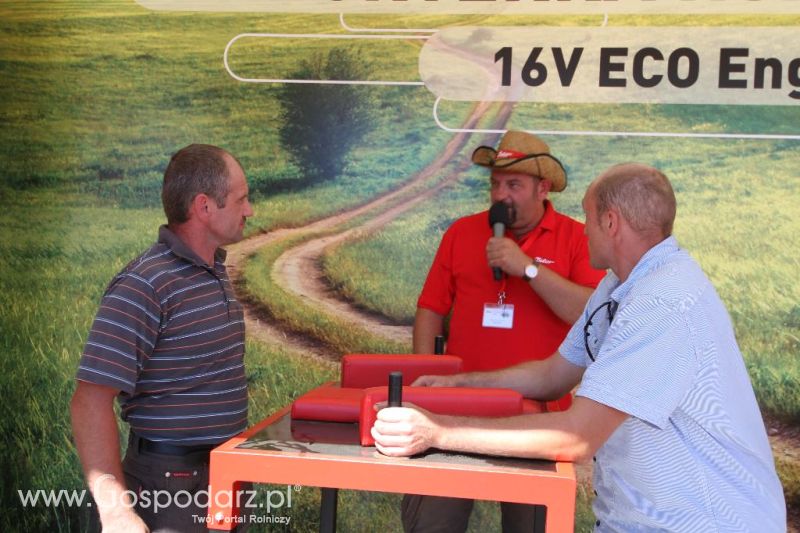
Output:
[
  {"xmin": 189, "ymin": 193, "xmax": 212, "ymax": 222},
  {"xmin": 605, "ymin": 208, "xmax": 621, "ymax": 235},
  {"xmin": 538, "ymin": 178, "xmax": 553, "ymax": 197}
]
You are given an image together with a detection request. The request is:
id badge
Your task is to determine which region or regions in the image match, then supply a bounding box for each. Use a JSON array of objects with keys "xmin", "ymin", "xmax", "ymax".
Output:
[{"xmin": 482, "ymin": 303, "xmax": 514, "ymax": 329}]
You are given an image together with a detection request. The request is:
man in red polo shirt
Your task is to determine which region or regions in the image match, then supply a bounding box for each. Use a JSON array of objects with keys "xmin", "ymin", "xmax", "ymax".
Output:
[{"xmin": 405, "ymin": 131, "xmax": 605, "ymax": 533}]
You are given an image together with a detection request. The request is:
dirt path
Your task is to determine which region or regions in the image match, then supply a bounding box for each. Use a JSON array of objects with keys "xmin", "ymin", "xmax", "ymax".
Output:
[
  {"xmin": 226, "ymin": 99, "xmax": 512, "ymax": 354},
  {"xmin": 768, "ymin": 417, "xmax": 800, "ymax": 531},
  {"xmin": 270, "ymin": 99, "xmax": 509, "ymax": 345}
]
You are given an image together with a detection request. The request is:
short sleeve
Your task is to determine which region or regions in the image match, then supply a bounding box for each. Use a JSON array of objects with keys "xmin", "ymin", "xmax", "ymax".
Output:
[
  {"xmin": 575, "ymin": 295, "xmax": 698, "ymax": 429},
  {"xmin": 76, "ymin": 273, "xmax": 161, "ymax": 394},
  {"xmin": 417, "ymin": 224, "xmax": 457, "ymax": 316}
]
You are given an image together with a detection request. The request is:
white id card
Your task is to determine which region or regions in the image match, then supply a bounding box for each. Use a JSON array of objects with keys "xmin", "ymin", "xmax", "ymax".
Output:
[{"xmin": 482, "ymin": 303, "xmax": 514, "ymax": 329}]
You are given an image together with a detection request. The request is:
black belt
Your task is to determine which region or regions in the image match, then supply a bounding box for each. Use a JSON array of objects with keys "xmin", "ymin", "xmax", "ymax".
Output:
[{"xmin": 135, "ymin": 435, "xmax": 215, "ymax": 457}]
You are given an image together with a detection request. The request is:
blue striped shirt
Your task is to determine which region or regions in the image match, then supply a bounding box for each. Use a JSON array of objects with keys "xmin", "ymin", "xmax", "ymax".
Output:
[
  {"xmin": 560, "ymin": 236, "xmax": 785, "ymax": 532},
  {"xmin": 77, "ymin": 226, "xmax": 248, "ymax": 445}
]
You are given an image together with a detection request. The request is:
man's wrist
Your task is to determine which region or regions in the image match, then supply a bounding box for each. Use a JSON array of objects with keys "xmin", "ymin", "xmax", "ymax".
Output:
[
  {"xmin": 460, "ymin": 370, "xmax": 489, "ymax": 388},
  {"xmin": 522, "ymin": 260, "xmax": 539, "ymax": 281},
  {"xmin": 429, "ymin": 413, "xmax": 450, "ymax": 450},
  {"xmin": 99, "ymin": 502, "xmax": 139, "ymax": 526},
  {"xmin": 100, "ymin": 506, "xmax": 148, "ymax": 533}
]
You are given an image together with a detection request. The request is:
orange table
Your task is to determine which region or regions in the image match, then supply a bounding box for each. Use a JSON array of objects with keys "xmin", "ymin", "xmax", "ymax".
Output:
[{"xmin": 206, "ymin": 406, "xmax": 576, "ymax": 532}]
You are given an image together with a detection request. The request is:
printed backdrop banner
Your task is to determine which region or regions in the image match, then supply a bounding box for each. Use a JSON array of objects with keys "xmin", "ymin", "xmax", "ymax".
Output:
[{"xmin": 1, "ymin": 1, "xmax": 798, "ymax": 531}]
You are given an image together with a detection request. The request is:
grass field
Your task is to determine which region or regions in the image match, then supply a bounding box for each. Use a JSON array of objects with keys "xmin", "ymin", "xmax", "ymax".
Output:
[
  {"xmin": 2, "ymin": 1, "xmax": 798, "ymax": 531},
  {"xmin": 0, "ymin": 3, "xmax": 518, "ymax": 530},
  {"xmin": 0, "ymin": 2, "xmax": 443, "ymax": 530},
  {"xmin": 325, "ymin": 130, "xmax": 800, "ymax": 421}
]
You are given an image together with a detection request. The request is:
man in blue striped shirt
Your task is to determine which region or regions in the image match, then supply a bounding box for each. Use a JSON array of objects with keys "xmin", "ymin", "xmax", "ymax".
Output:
[
  {"xmin": 71, "ymin": 144, "xmax": 254, "ymax": 532},
  {"xmin": 372, "ymin": 163, "xmax": 786, "ymax": 532}
]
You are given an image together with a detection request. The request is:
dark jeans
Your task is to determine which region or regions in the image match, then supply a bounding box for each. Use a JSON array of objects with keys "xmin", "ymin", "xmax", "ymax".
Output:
[
  {"xmin": 86, "ymin": 434, "xmax": 249, "ymax": 533},
  {"xmin": 401, "ymin": 494, "xmax": 545, "ymax": 533}
]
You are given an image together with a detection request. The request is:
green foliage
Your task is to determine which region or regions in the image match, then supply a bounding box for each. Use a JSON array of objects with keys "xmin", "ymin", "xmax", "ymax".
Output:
[{"xmin": 276, "ymin": 47, "xmax": 377, "ymax": 183}]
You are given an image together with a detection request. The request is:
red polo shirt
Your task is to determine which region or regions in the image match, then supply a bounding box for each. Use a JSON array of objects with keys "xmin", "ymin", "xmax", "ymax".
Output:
[{"xmin": 418, "ymin": 201, "xmax": 605, "ymax": 372}]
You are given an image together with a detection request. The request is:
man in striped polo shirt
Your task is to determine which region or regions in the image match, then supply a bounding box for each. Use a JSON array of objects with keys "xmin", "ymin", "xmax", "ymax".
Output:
[
  {"xmin": 71, "ymin": 144, "xmax": 254, "ymax": 532},
  {"xmin": 372, "ymin": 163, "xmax": 786, "ymax": 532}
]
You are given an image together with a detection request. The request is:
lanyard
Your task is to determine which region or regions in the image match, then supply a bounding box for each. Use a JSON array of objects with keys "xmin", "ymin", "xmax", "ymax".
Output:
[
  {"xmin": 495, "ymin": 228, "xmax": 539, "ymax": 305},
  {"xmin": 497, "ymin": 278, "xmax": 507, "ymax": 305}
]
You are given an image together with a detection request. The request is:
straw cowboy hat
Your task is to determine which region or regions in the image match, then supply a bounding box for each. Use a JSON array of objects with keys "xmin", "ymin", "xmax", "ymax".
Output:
[{"xmin": 471, "ymin": 131, "xmax": 567, "ymax": 192}]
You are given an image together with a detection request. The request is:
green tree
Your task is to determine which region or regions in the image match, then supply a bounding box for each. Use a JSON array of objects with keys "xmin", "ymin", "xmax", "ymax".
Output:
[{"xmin": 277, "ymin": 47, "xmax": 376, "ymax": 183}]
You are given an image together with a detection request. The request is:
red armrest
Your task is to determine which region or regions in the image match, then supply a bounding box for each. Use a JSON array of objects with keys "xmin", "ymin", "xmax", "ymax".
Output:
[
  {"xmin": 291, "ymin": 383, "xmax": 364, "ymax": 423},
  {"xmin": 548, "ymin": 394, "xmax": 573, "ymax": 411},
  {"xmin": 359, "ymin": 386, "xmax": 524, "ymax": 446},
  {"xmin": 520, "ymin": 396, "xmax": 572, "ymax": 414},
  {"xmin": 519, "ymin": 397, "xmax": 572, "ymax": 414},
  {"xmin": 341, "ymin": 354, "xmax": 463, "ymax": 389},
  {"xmin": 521, "ymin": 398, "xmax": 546, "ymax": 414}
]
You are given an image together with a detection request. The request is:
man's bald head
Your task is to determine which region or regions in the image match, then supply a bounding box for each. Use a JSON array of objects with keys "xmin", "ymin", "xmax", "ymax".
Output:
[{"xmin": 589, "ymin": 163, "xmax": 676, "ymax": 241}]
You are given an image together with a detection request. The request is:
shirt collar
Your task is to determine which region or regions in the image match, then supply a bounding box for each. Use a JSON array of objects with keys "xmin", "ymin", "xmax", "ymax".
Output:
[
  {"xmin": 158, "ymin": 225, "xmax": 226, "ymax": 268},
  {"xmin": 538, "ymin": 200, "xmax": 557, "ymax": 232},
  {"xmin": 609, "ymin": 235, "xmax": 680, "ymax": 303}
]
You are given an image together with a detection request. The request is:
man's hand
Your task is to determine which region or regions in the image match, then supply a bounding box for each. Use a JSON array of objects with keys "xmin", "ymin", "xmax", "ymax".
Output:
[
  {"xmin": 489, "ymin": 236, "xmax": 597, "ymax": 324},
  {"xmin": 486, "ymin": 237, "xmax": 530, "ymax": 278},
  {"xmin": 100, "ymin": 507, "xmax": 150, "ymax": 533},
  {"xmin": 371, "ymin": 405, "xmax": 439, "ymax": 457},
  {"xmin": 411, "ymin": 374, "xmax": 458, "ymax": 387}
]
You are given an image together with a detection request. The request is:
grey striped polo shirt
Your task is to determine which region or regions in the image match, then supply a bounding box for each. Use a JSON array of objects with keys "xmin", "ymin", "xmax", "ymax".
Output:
[{"xmin": 77, "ymin": 225, "xmax": 247, "ymax": 445}]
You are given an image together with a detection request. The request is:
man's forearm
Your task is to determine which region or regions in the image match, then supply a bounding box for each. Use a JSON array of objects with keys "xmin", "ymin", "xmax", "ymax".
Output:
[
  {"xmin": 374, "ymin": 397, "xmax": 627, "ymax": 461},
  {"xmin": 434, "ymin": 397, "xmax": 626, "ymax": 461},
  {"xmin": 70, "ymin": 382, "xmax": 144, "ymax": 529},
  {"xmin": 433, "ymin": 410, "xmax": 590, "ymax": 461},
  {"xmin": 455, "ymin": 355, "xmax": 581, "ymax": 400},
  {"xmin": 528, "ymin": 266, "xmax": 594, "ymax": 324},
  {"xmin": 486, "ymin": 237, "xmax": 594, "ymax": 324},
  {"xmin": 412, "ymin": 308, "xmax": 445, "ymax": 354}
]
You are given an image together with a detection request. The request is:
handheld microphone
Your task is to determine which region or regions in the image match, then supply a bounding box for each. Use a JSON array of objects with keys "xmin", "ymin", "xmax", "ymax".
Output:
[{"xmin": 488, "ymin": 201, "xmax": 512, "ymax": 281}]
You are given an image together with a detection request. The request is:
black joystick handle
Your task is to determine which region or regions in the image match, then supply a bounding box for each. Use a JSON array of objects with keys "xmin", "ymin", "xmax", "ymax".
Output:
[
  {"xmin": 434, "ymin": 335, "xmax": 445, "ymax": 355},
  {"xmin": 388, "ymin": 371, "xmax": 403, "ymax": 407}
]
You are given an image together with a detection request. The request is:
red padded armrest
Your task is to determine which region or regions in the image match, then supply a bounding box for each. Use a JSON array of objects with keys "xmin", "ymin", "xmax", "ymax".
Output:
[
  {"xmin": 521, "ymin": 398, "xmax": 546, "ymax": 414},
  {"xmin": 519, "ymin": 397, "xmax": 572, "ymax": 414},
  {"xmin": 291, "ymin": 383, "xmax": 364, "ymax": 423},
  {"xmin": 546, "ymin": 395, "xmax": 572, "ymax": 412},
  {"xmin": 341, "ymin": 354, "xmax": 462, "ymax": 389},
  {"xmin": 359, "ymin": 386, "xmax": 524, "ymax": 446}
]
